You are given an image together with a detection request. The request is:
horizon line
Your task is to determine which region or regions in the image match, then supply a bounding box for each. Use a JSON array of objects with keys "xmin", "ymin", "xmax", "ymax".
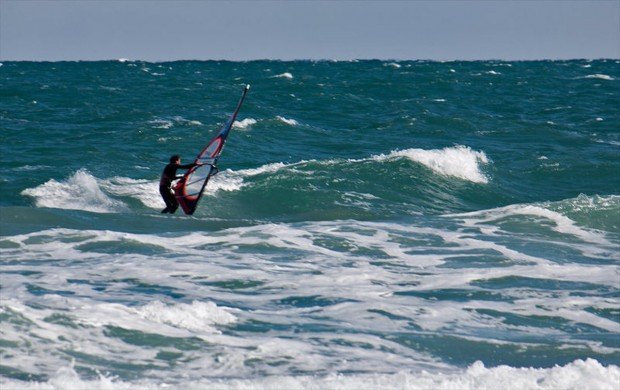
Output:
[{"xmin": 1, "ymin": 57, "xmax": 619, "ymax": 64}]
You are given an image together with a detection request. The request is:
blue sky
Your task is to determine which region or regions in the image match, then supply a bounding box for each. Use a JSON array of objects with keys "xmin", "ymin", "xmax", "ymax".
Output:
[{"xmin": 1, "ymin": 1, "xmax": 618, "ymax": 61}]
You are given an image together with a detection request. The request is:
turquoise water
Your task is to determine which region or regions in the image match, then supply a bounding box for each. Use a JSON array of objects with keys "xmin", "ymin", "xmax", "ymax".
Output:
[{"xmin": 1, "ymin": 60, "xmax": 619, "ymax": 388}]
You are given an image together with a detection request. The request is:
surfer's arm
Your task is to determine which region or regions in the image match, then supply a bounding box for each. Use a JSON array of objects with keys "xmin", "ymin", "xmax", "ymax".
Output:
[{"xmin": 196, "ymin": 161, "xmax": 217, "ymax": 168}]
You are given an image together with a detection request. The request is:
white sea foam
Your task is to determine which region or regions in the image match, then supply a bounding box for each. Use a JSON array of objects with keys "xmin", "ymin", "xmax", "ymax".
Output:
[
  {"xmin": 149, "ymin": 118, "xmax": 173, "ymax": 129},
  {"xmin": 204, "ymin": 162, "xmax": 295, "ymax": 194},
  {"xmin": 103, "ymin": 176, "xmax": 162, "ymax": 208},
  {"xmin": 14, "ymin": 165, "xmax": 50, "ymax": 171},
  {"xmin": 233, "ymin": 117, "xmax": 258, "ymax": 129},
  {"xmin": 276, "ymin": 116, "xmax": 299, "ymax": 126},
  {"xmin": 204, "ymin": 171, "xmax": 246, "ymax": 193},
  {"xmin": 272, "ymin": 72, "xmax": 294, "ymax": 79},
  {"xmin": 197, "ymin": 162, "xmax": 296, "ymax": 195},
  {"xmin": 384, "ymin": 62, "xmax": 402, "ymax": 69},
  {"xmin": 135, "ymin": 300, "xmax": 237, "ymax": 333},
  {"xmin": 234, "ymin": 162, "xmax": 291, "ymax": 177},
  {"xmin": 149, "ymin": 116, "xmax": 202, "ymax": 129},
  {"xmin": 1, "ymin": 358, "xmax": 617, "ymax": 390},
  {"xmin": 509, "ymin": 205, "xmax": 611, "ymax": 245},
  {"xmin": 2, "ymin": 215, "xmax": 619, "ymax": 383},
  {"xmin": 447, "ymin": 196, "xmax": 616, "ymax": 247},
  {"xmin": 172, "ymin": 116, "xmax": 201, "ymax": 126},
  {"xmin": 21, "ymin": 169, "xmax": 126, "ymax": 213},
  {"xmin": 375, "ymin": 146, "xmax": 490, "ymax": 184},
  {"xmin": 584, "ymin": 74, "xmax": 615, "ymax": 81}
]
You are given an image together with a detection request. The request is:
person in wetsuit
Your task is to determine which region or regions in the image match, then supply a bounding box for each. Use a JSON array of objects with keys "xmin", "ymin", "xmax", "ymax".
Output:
[{"xmin": 159, "ymin": 155, "xmax": 196, "ymax": 214}]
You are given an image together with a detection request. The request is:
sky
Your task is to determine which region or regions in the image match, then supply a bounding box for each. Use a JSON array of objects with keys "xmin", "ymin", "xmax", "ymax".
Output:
[{"xmin": 1, "ymin": 0, "xmax": 618, "ymax": 61}]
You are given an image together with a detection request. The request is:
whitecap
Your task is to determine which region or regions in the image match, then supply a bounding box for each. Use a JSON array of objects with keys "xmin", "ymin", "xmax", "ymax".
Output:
[
  {"xmin": 449, "ymin": 197, "xmax": 614, "ymax": 246},
  {"xmin": 173, "ymin": 162, "xmax": 297, "ymax": 196},
  {"xmin": 104, "ymin": 176, "xmax": 162, "ymax": 208},
  {"xmin": 21, "ymin": 169, "xmax": 126, "ymax": 213},
  {"xmin": 584, "ymin": 74, "xmax": 614, "ymax": 81},
  {"xmin": 272, "ymin": 72, "xmax": 294, "ymax": 79},
  {"xmin": 234, "ymin": 162, "xmax": 290, "ymax": 177},
  {"xmin": 276, "ymin": 116, "xmax": 299, "ymax": 126},
  {"xmin": 508, "ymin": 205, "xmax": 610, "ymax": 244},
  {"xmin": 171, "ymin": 116, "xmax": 200, "ymax": 125},
  {"xmin": 384, "ymin": 62, "xmax": 401, "ymax": 69},
  {"xmin": 150, "ymin": 117, "xmax": 202, "ymax": 129},
  {"xmin": 13, "ymin": 165, "xmax": 50, "ymax": 172},
  {"xmin": 233, "ymin": 118, "xmax": 258, "ymax": 129},
  {"xmin": 375, "ymin": 146, "xmax": 490, "ymax": 184},
  {"xmin": 205, "ymin": 172, "xmax": 246, "ymax": 193},
  {"xmin": 204, "ymin": 162, "xmax": 294, "ymax": 194},
  {"xmin": 149, "ymin": 119, "xmax": 173, "ymax": 129}
]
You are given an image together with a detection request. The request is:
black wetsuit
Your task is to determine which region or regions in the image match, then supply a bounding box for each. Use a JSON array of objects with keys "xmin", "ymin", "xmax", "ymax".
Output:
[{"xmin": 159, "ymin": 162, "xmax": 195, "ymax": 213}]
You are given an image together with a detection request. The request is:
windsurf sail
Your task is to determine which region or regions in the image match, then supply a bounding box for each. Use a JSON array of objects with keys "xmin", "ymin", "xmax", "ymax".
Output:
[{"xmin": 174, "ymin": 84, "xmax": 250, "ymax": 215}]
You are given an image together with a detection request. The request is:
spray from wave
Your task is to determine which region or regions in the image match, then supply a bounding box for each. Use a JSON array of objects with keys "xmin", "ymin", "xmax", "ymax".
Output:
[{"xmin": 21, "ymin": 169, "xmax": 126, "ymax": 213}]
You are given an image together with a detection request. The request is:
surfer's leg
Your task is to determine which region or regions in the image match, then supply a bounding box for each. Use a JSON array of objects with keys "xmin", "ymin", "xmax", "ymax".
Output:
[
  {"xmin": 160, "ymin": 186, "xmax": 173, "ymax": 213},
  {"xmin": 166, "ymin": 188, "xmax": 179, "ymax": 214},
  {"xmin": 168, "ymin": 194, "xmax": 179, "ymax": 214}
]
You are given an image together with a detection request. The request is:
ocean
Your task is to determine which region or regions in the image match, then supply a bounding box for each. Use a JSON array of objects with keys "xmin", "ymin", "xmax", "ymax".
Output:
[{"xmin": 0, "ymin": 60, "xmax": 618, "ymax": 389}]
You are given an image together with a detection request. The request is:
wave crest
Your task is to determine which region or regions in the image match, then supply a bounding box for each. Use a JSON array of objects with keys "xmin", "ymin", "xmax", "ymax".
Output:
[
  {"xmin": 377, "ymin": 146, "xmax": 490, "ymax": 184},
  {"xmin": 21, "ymin": 169, "xmax": 126, "ymax": 213},
  {"xmin": 233, "ymin": 118, "xmax": 258, "ymax": 129}
]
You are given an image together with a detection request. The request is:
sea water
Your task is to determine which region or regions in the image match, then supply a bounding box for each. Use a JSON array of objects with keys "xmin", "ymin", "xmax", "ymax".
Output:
[{"xmin": 0, "ymin": 60, "xmax": 619, "ymax": 389}]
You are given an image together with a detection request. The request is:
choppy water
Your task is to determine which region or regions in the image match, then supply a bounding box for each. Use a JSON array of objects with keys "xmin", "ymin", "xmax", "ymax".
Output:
[{"xmin": 1, "ymin": 60, "xmax": 619, "ymax": 389}]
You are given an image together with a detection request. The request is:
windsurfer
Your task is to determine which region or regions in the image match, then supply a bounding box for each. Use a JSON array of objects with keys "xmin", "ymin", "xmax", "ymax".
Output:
[{"xmin": 159, "ymin": 155, "xmax": 196, "ymax": 214}]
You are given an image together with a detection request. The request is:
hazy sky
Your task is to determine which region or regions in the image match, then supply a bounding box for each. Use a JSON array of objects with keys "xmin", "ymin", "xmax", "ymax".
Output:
[{"xmin": 1, "ymin": 1, "xmax": 618, "ymax": 61}]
